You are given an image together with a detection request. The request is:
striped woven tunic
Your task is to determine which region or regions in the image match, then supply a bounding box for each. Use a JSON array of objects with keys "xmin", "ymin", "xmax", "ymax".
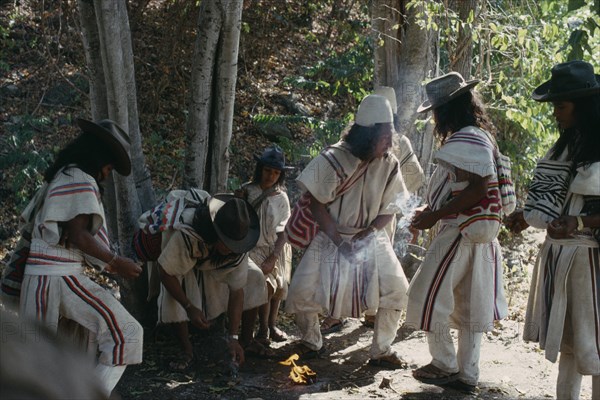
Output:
[
  {"xmin": 524, "ymin": 160, "xmax": 600, "ymax": 373},
  {"xmin": 405, "ymin": 126, "xmax": 508, "ymax": 332},
  {"xmin": 286, "ymin": 142, "xmax": 409, "ymax": 318}
]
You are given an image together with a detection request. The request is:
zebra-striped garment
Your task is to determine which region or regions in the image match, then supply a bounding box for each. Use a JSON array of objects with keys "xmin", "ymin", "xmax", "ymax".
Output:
[{"xmin": 524, "ymin": 161, "xmax": 600, "ymax": 374}]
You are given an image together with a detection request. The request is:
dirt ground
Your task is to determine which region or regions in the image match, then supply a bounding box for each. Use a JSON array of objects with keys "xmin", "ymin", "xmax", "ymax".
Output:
[{"xmin": 115, "ymin": 229, "xmax": 594, "ymax": 400}]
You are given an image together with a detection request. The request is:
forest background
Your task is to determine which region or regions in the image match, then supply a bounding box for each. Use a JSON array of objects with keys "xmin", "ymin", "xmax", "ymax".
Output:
[{"xmin": 0, "ymin": 1, "xmax": 599, "ymax": 399}]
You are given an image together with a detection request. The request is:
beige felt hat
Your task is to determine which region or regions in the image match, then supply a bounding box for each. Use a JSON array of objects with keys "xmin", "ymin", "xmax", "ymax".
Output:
[
  {"xmin": 417, "ymin": 72, "xmax": 479, "ymax": 113},
  {"xmin": 355, "ymin": 94, "xmax": 393, "ymax": 127}
]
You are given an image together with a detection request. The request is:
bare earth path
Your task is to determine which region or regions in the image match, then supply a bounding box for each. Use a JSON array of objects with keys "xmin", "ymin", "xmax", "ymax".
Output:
[{"xmin": 117, "ymin": 229, "xmax": 594, "ymax": 399}]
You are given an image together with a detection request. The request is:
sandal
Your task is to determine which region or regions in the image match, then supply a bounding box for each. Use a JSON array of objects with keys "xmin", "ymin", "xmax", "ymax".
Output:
[
  {"xmin": 255, "ymin": 329, "xmax": 271, "ymax": 347},
  {"xmin": 443, "ymin": 379, "xmax": 478, "ymax": 394},
  {"xmin": 361, "ymin": 315, "xmax": 375, "ymax": 329},
  {"xmin": 289, "ymin": 342, "xmax": 326, "ymax": 360},
  {"xmin": 412, "ymin": 363, "xmax": 459, "ymax": 385},
  {"xmin": 269, "ymin": 326, "xmax": 288, "ymax": 342},
  {"xmin": 320, "ymin": 317, "xmax": 345, "ymax": 334},
  {"xmin": 244, "ymin": 340, "xmax": 277, "ymax": 359},
  {"xmin": 368, "ymin": 352, "xmax": 408, "ymax": 370},
  {"xmin": 169, "ymin": 352, "xmax": 195, "ymax": 372}
]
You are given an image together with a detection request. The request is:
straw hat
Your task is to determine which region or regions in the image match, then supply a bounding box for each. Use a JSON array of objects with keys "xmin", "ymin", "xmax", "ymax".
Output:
[
  {"xmin": 76, "ymin": 118, "xmax": 132, "ymax": 176},
  {"xmin": 532, "ymin": 60, "xmax": 600, "ymax": 102},
  {"xmin": 208, "ymin": 194, "xmax": 260, "ymax": 254},
  {"xmin": 355, "ymin": 94, "xmax": 393, "ymax": 127},
  {"xmin": 417, "ymin": 72, "xmax": 479, "ymax": 113}
]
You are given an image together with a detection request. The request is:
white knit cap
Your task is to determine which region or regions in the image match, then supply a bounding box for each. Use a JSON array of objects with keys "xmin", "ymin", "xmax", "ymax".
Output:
[
  {"xmin": 355, "ymin": 94, "xmax": 393, "ymax": 127},
  {"xmin": 374, "ymin": 86, "xmax": 397, "ymax": 112}
]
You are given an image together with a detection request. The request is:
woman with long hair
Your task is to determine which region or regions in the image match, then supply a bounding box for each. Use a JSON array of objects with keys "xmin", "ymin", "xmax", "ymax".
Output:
[
  {"xmin": 406, "ymin": 72, "xmax": 508, "ymax": 393},
  {"xmin": 506, "ymin": 60, "xmax": 600, "ymax": 399}
]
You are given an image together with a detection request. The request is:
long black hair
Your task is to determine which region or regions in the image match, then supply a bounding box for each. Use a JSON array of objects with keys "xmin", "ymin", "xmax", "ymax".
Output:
[
  {"xmin": 44, "ymin": 133, "xmax": 116, "ymax": 185},
  {"xmin": 251, "ymin": 162, "xmax": 286, "ymax": 188},
  {"xmin": 549, "ymin": 94, "xmax": 600, "ymax": 168},
  {"xmin": 342, "ymin": 123, "xmax": 391, "ymax": 160},
  {"xmin": 432, "ymin": 91, "xmax": 496, "ymax": 143}
]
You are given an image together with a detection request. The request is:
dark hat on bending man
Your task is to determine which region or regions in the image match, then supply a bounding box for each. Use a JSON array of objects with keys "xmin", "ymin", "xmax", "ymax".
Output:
[
  {"xmin": 76, "ymin": 118, "xmax": 132, "ymax": 176},
  {"xmin": 532, "ymin": 60, "xmax": 600, "ymax": 102},
  {"xmin": 208, "ymin": 194, "xmax": 260, "ymax": 254}
]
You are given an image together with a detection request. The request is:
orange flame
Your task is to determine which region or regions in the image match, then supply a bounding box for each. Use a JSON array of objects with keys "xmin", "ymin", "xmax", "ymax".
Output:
[{"xmin": 279, "ymin": 353, "xmax": 317, "ymax": 384}]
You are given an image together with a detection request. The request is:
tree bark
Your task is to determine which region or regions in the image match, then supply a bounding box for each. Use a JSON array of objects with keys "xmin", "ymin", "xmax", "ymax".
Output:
[
  {"xmin": 448, "ymin": 0, "xmax": 477, "ymax": 79},
  {"xmin": 372, "ymin": 0, "xmax": 436, "ymax": 177},
  {"xmin": 93, "ymin": 0, "xmax": 145, "ymax": 318},
  {"xmin": 184, "ymin": 0, "xmax": 242, "ymax": 192}
]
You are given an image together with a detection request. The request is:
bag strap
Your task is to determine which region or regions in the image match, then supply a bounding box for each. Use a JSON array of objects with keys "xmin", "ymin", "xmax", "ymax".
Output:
[{"xmin": 241, "ymin": 182, "xmax": 280, "ymax": 211}]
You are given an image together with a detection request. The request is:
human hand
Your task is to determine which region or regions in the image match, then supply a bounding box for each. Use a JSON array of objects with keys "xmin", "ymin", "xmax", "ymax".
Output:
[
  {"xmin": 352, "ymin": 226, "xmax": 375, "ymax": 242},
  {"xmin": 411, "ymin": 208, "xmax": 438, "ymax": 230},
  {"xmin": 260, "ymin": 255, "xmax": 277, "ymax": 275},
  {"xmin": 228, "ymin": 338, "xmax": 245, "ymax": 366},
  {"xmin": 337, "ymin": 240, "xmax": 356, "ymax": 262},
  {"xmin": 107, "ymin": 256, "xmax": 142, "ymax": 279},
  {"xmin": 547, "ymin": 216, "xmax": 577, "ymax": 239},
  {"xmin": 504, "ymin": 209, "xmax": 529, "ymax": 234},
  {"xmin": 186, "ymin": 305, "xmax": 211, "ymax": 330}
]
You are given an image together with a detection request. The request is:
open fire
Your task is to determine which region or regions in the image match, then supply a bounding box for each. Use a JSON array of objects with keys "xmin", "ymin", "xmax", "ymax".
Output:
[{"xmin": 279, "ymin": 354, "xmax": 317, "ymax": 384}]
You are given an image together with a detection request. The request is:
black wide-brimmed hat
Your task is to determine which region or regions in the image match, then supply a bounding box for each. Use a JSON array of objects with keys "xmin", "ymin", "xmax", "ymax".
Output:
[
  {"xmin": 76, "ymin": 118, "xmax": 132, "ymax": 176},
  {"xmin": 532, "ymin": 60, "xmax": 600, "ymax": 102},
  {"xmin": 208, "ymin": 194, "xmax": 260, "ymax": 254},
  {"xmin": 254, "ymin": 146, "xmax": 294, "ymax": 171},
  {"xmin": 417, "ymin": 72, "xmax": 479, "ymax": 113}
]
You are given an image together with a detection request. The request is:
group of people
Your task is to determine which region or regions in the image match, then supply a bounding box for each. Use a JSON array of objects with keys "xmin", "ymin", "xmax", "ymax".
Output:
[{"xmin": 1, "ymin": 60, "xmax": 598, "ymax": 400}]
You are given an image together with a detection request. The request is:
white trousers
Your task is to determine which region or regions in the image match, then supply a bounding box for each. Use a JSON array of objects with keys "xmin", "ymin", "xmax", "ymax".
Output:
[
  {"xmin": 296, "ymin": 308, "xmax": 401, "ymax": 358},
  {"xmin": 427, "ymin": 325, "xmax": 482, "ymax": 386},
  {"xmin": 557, "ymin": 352, "xmax": 600, "ymax": 400}
]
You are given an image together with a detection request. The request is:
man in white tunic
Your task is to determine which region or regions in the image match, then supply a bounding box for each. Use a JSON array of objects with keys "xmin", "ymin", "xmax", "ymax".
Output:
[
  {"xmin": 157, "ymin": 193, "xmax": 267, "ymax": 369},
  {"xmin": 506, "ymin": 60, "xmax": 600, "ymax": 400},
  {"xmin": 286, "ymin": 94, "xmax": 409, "ymax": 369},
  {"xmin": 406, "ymin": 72, "xmax": 508, "ymax": 392}
]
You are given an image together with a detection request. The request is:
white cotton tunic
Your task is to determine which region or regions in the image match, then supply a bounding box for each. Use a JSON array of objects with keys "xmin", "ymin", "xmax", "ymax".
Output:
[
  {"xmin": 524, "ymin": 161, "xmax": 600, "ymax": 374},
  {"xmin": 405, "ymin": 127, "xmax": 508, "ymax": 332},
  {"xmin": 20, "ymin": 166, "xmax": 143, "ymax": 366},
  {"xmin": 245, "ymin": 183, "xmax": 292, "ymax": 297},
  {"xmin": 285, "ymin": 142, "xmax": 409, "ymax": 318},
  {"xmin": 157, "ymin": 208, "xmax": 267, "ymax": 323}
]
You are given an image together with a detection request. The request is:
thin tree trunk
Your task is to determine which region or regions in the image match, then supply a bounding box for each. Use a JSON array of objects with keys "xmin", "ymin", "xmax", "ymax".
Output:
[
  {"xmin": 94, "ymin": 0, "xmax": 144, "ymax": 318},
  {"xmin": 185, "ymin": 0, "xmax": 242, "ymax": 192},
  {"xmin": 117, "ymin": 0, "xmax": 155, "ymax": 211},
  {"xmin": 184, "ymin": 0, "xmax": 221, "ymax": 190},
  {"xmin": 210, "ymin": 0, "xmax": 242, "ymax": 193}
]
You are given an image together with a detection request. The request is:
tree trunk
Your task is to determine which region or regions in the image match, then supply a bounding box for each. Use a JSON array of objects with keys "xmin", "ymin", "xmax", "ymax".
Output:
[
  {"xmin": 372, "ymin": 0, "xmax": 436, "ymax": 177},
  {"xmin": 209, "ymin": 0, "xmax": 242, "ymax": 193},
  {"xmin": 93, "ymin": 0, "xmax": 145, "ymax": 318},
  {"xmin": 117, "ymin": 0, "xmax": 155, "ymax": 211},
  {"xmin": 449, "ymin": 0, "xmax": 476, "ymax": 78},
  {"xmin": 184, "ymin": 0, "xmax": 242, "ymax": 192}
]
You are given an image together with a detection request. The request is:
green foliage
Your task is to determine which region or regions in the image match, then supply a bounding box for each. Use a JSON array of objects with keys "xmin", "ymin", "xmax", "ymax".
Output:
[
  {"xmin": 0, "ymin": 116, "xmax": 54, "ymax": 207},
  {"xmin": 252, "ymin": 113, "xmax": 353, "ymax": 161},
  {"xmin": 283, "ymin": 34, "xmax": 373, "ymax": 101}
]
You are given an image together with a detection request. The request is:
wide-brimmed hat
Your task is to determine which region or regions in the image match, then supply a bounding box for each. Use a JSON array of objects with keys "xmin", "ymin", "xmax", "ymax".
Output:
[
  {"xmin": 254, "ymin": 145, "xmax": 294, "ymax": 171},
  {"xmin": 208, "ymin": 194, "xmax": 260, "ymax": 254},
  {"xmin": 355, "ymin": 94, "xmax": 393, "ymax": 127},
  {"xmin": 532, "ymin": 60, "xmax": 600, "ymax": 102},
  {"xmin": 374, "ymin": 86, "xmax": 398, "ymax": 113},
  {"xmin": 76, "ymin": 118, "xmax": 132, "ymax": 176},
  {"xmin": 417, "ymin": 72, "xmax": 479, "ymax": 113}
]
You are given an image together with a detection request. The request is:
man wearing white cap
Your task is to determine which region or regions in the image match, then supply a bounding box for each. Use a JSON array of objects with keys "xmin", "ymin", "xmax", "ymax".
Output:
[{"xmin": 286, "ymin": 94, "xmax": 410, "ymax": 369}]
